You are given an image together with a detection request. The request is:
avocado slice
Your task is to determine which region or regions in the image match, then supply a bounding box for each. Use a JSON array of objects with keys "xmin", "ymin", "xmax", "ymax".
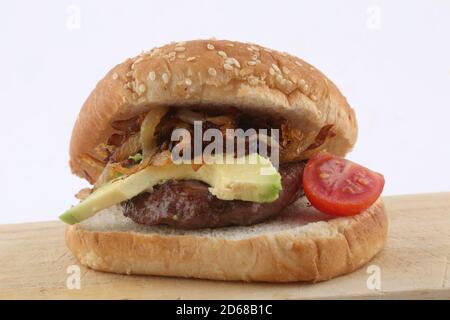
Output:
[{"xmin": 59, "ymin": 154, "xmax": 281, "ymax": 224}]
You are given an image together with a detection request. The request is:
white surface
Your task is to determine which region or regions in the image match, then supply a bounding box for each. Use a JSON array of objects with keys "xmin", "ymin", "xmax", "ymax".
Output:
[{"xmin": 0, "ymin": 0, "xmax": 449, "ymax": 223}]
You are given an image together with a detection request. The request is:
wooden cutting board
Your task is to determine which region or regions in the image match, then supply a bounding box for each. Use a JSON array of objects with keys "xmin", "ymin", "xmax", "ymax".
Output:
[{"xmin": 1, "ymin": 193, "xmax": 449, "ymax": 299}]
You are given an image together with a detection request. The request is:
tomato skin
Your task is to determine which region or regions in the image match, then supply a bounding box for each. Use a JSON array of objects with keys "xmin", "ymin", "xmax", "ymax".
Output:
[{"xmin": 303, "ymin": 152, "xmax": 385, "ymax": 217}]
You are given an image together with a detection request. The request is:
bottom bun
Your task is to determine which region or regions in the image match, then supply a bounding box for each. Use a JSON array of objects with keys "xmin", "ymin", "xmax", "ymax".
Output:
[{"xmin": 65, "ymin": 197, "xmax": 388, "ymax": 282}]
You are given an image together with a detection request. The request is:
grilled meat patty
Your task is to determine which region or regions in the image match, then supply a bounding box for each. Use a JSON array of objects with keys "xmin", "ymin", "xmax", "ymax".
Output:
[{"xmin": 122, "ymin": 161, "xmax": 305, "ymax": 229}]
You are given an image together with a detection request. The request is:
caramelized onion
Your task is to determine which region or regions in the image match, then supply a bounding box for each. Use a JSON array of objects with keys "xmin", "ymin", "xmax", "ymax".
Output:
[
  {"xmin": 75, "ymin": 188, "xmax": 92, "ymax": 200},
  {"xmin": 279, "ymin": 123, "xmax": 314, "ymax": 161},
  {"xmin": 175, "ymin": 109, "xmax": 235, "ymax": 129},
  {"xmin": 206, "ymin": 115, "xmax": 234, "ymax": 126},
  {"xmin": 176, "ymin": 109, "xmax": 205, "ymax": 124},
  {"xmin": 305, "ymin": 125, "xmax": 335, "ymax": 151},
  {"xmin": 111, "ymin": 115, "xmax": 143, "ymax": 133},
  {"xmin": 78, "ymin": 153, "xmax": 105, "ymax": 182},
  {"xmin": 107, "ymin": 133, "xmax": 126, "ymax": 147},
  {"xmin": 150, "ymin": 150, "xmax": 173, "ymax": 166},
  {"xmin": 93, "ymin": 143, "xmax": 114, "ymax": 162},
  {"xmin": 95, "ymin": 108, "xmax": 336, "ymax": 186},
  {"xmin": 141, "ymin": 106, "xmax": 169, "ymax": 156},
  {"xmin": 95, "ymin": 150, "xmax": 173, "ymax": 187},
  {"xmin": 111, "ymin": 133, "xmax": 141, "ymax": 162},
  {"xmin": 157, "ymin": 117, "xmax": 192, "ymax": 140},
  {"xmin": 191, "ymin": 163, "xmax": 204, "ymax": 171},
  {"xmin": 94, "ymin": 162, "xmax": 123, "ymax": 189}
]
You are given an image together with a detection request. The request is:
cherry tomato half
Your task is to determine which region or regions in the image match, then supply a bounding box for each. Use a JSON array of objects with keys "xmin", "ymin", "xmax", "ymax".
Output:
[{"xmin": 303, "ymin": 152, "xmax": 385, "ymax": 216}]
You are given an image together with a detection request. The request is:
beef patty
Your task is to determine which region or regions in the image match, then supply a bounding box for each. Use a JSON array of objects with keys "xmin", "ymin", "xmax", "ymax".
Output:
[{"xmin": 122, "ymin": 161, "xmax": 305, "ymax": 229}]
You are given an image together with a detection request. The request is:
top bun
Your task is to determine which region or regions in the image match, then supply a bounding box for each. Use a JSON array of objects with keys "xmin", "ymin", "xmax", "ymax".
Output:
[{"xmin": 70, "ymin": 39, "xmax": 357, "ymax": 183}]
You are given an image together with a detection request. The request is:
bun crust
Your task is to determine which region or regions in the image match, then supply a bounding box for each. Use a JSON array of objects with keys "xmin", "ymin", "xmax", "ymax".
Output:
[
  {"xmin": 69, "ymin": 39, "xmax": 358, "ymax": 182},
  {"xmin": 65, "ymin": 198, "xmax": 387, "ymax": 282}
]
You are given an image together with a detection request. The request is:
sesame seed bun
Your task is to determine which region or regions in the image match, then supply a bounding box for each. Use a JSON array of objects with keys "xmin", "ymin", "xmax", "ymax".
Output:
[
  {"xmin": 69, "ymin": 39, "xmax": 357, "ymax": 182},
  {"xmin": 65, "ymin": 197, "xmax": 387, "ymax": 282}
]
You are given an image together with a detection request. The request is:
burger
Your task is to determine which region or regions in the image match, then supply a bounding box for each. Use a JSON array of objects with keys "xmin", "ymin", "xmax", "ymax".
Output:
[{"xmin": 60, "ymin": 39, "xmax": 387, "ymax": 282}]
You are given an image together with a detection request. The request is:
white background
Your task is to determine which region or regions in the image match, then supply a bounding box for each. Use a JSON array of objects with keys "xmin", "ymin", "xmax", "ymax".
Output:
[{"xmin": 0, "ymin": 0, "xmax": 449, "ymax": 223}]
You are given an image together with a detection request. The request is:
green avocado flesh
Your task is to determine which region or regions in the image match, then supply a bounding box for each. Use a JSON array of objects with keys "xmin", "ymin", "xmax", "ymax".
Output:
[{"xmin": 59, "ymin": 154, "xmax": 281, "ymax": 224}]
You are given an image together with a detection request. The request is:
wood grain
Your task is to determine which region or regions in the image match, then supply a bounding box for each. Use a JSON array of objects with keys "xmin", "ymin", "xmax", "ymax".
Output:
[{"xmin": 0, "ymin": 193, "xmax": 449, "ymax": 299}]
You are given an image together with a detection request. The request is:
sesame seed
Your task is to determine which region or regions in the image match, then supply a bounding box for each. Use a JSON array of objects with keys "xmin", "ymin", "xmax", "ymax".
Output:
[
  {"xmin": 271, "ymin": 63, "xmax": 281, "ymax": 73},
  {"xmin": 126, "ymin": 71, "xmax": 133, "ymax": 77},
  {"xmin": 276, "ymin": 74, "xmax": 283, "ymax": 83},
  {"xmin": 225, "ymin": 43, "xmax": 234, "ymax": 47},
  {"xmin": 178, "ymin": 54, "xmax": 186, "ymax": 59},
  {"xmin": 285, "ymin": 79, "xmax": 295, "ymax": 90},
  {"xmin": 207, "ymin": 43, "xmax": 215, "ymax": 50},
  {"xmin": 218, "ymin": 51, "xmax": 227, "ymax": 58},
  {"xmin": 310, "ymin": 66, "xmax": 315, "ymax": 70},
  {"xmin": 226, "ymin": 57, "xmax": 240, "ymax": 68},
  {"xmin": 162, "ymin": 73, "xmax": 169, "ymax": 84},
  {"xmin": 263, "ymin": 48, "xmax": 272, "ymax": 53},
  {"xmin": 185, "ymin": 79, "xmax": 192, "ymax": 86},
  {"xmin": 186, "ymin": 56, "xmax": 196, "ymax": 62},
  {"xmin": 247, "ymin": 60, "xmax": 257, "ymax": 66},
  {"xmin": 250, "ymin": 45, "xmax": 259, "ymax": 51},
  {"xmin": 208, "ymin": 67, "xmax": 217, "ymax": 76},
  {"xmin": 250, "ymin": 54, "xmax": 258, "ymax": 60},
  {"xmin": 150, "ymin": 48, "xmax": 161, "ymax": 57},
  {"xmin": 168, "ymin": 51, "xmax": 176, "ymax": 58},
  {"xmin": 148, "ymin": 71, "xmax": 156, "ymax": 81},
  {"xmin": 269, "ymin": 67, "xmax": 276, "ymax": 76},
  {"xmin": 138, "ymin": 83, "xmax": 146, "ymax": 93},
  {"xmin": 281, "ymin": 52, "xmax": 288, "ymax": 57},
  {"xmin": 239, "ymin": 69, "xmax": 250, "ymax": 77},
  {"xmin": 112, "ymin": 72, "xmax": 119, "ymax": 80},
  {"xmin": 298, "ymin": 78, "xmax": 306, "ymax": 86},
  {"xmin": 223, "ymin": 63, "xmax": 233, "ymax": 71},
  {"xmin": 176, "ymin": 41, "xmax": 186, "ymax": 47},
  {"xmin": 248, "ymin": 76, "xmax": 259, "ymax": 86},
  {"xmin": 174, "ymin": 47, "xmax": 186, "ymax": 52},
  {"xmin": 282, "ymin": 66, "xmax": 290, "ymax": 74},
  {"xmin": 310, "ymin": 94, "xmax": 317, "ymax": 101},
  {"xmin": 295, "ymin": 61, "xmax": 303, "ymax": 67}
]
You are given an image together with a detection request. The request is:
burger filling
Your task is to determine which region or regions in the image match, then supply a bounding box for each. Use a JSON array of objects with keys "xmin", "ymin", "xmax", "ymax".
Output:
[
  {"xmin": 61, "ymin": 106, "xmax": 335, "ymax": 228},
  {"xmin": 122, "ymin": 161, "xmax": 305, "ymax": 229}
]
